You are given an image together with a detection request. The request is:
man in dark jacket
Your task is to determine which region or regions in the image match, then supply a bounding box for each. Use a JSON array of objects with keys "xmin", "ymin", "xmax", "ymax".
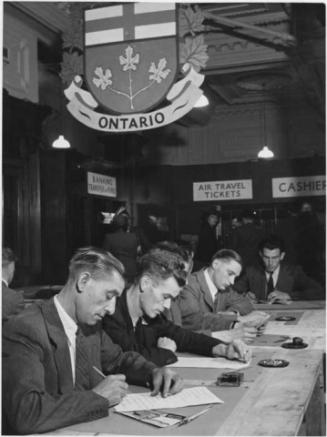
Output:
[
  {"xmin": 3, "ymin": 247, "xmax": 183, "ymax": 434},
  {"xmin": 234, "ymin": 235, "xmax": 324, "ymax": 302},
  {"xmin": 103, "ymin": 248, "xmax": 250, "ymax": 367}
]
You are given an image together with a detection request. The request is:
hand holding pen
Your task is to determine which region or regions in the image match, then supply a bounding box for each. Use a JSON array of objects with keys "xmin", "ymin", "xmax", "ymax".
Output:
[{"xmin": 92, "ymin": 366, "xmax": 128, "ymax": 407}]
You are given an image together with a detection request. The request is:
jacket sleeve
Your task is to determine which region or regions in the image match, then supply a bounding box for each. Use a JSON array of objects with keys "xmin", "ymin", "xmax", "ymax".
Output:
[
  {"xmin": 224, "ymin": 288, "xmax": 254, "ymax": 315},
  {"xmin": 2, "ymin": 319, "xmax": 109, "ymax": 435},
  {"xmin": 100, "ymin": 330, "xmax": 157, "ymax": 384},
  {"xmin": 155, "ymin": 316, "xmax": 221, "ymax": 356},
  {"xmin": 103, "ymin": 314, "xmax": 177, "ymax": 367},
  {"xmin": 292, "ymin": 266, "xmax": 324, "ymax": 300},
  {"xmin": 179, "ymin": 285, "xmax": 236, "ymax": 332}
]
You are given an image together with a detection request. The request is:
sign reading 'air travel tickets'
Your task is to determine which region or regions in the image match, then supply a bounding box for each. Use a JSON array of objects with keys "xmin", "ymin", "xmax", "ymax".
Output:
[{"xmin": 193, "ymin": 179, "xmax": 253, "ymax": 201}]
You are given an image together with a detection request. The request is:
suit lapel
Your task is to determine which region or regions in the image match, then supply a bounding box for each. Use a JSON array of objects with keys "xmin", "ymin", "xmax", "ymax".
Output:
[
  {"xmin": 198, "ymin": 270, "xmax": 215, "ymax": 310},
  {"xmin": 41, "ymin": 299, "xmax": 74, "ymax": 393}
]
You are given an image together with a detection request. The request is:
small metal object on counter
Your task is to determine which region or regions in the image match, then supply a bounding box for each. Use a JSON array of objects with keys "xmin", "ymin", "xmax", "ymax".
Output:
[
  {"xmin": 281, "ymin": 336, "xmax": 308, "ymax": 349},
  {"xmin": 216, "ymin": 372, "xmax": 244, "ymax": 386},
  {"xmin": 275, "ymin": 315, "xmax": 296, "ymax": 321},
  {"xmin": 258, "ymin": 359, "xmax": 289, "ymax": 368}
]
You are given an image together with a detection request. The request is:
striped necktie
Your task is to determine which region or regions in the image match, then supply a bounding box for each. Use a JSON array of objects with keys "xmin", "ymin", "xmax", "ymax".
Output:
[{"xmin": 75, "ymin": 328, "xmax": 90, "ymax": 391}]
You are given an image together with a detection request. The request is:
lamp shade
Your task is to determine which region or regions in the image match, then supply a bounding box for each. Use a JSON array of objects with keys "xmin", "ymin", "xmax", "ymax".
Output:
[
  {"xmin": 257, "ymin": 146, "xmax": 274, "ymax": 159},
  {"xmin": 52, "ymin": 135, "xmax": 71, "ymax": 149}
]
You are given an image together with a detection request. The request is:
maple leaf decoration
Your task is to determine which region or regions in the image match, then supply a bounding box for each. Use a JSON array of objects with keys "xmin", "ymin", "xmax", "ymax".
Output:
[
  {"xmin": 180, "ymin": 34, "xmax": 209, "ymax": 72},
  {"xmin": 59, "ymin": 51, "xmax": 83, "ymax": 85},
  {"xmin": 148, "ymin": 58, "xmax": 171, "ymax": 83},
  {"xmin": 179, "ymin": 5, "xmax": 205, "ymax": 37},
  {"xmin": 93, "ymin": 67, "xmax": 113, "ymax": 90},
  {"xmin": 119, "ymin": 46, "xmax": 140, "ymax": 71}
]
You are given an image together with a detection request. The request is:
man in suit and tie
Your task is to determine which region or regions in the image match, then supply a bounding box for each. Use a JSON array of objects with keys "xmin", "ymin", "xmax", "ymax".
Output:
[
  {"xmin": 3, "ymin": 247, "xmax": 183, "ymax": 434},
  {"xmin": 2, "ymin": 247, "xmax": 24, "ymax": 323},
  {"xmin": 178, "ymin": 249, "xmax": 269, "ymax": 333},
  {"xmin": 234, "ymin": 235, "xmax": 324, "ymax": 303}
]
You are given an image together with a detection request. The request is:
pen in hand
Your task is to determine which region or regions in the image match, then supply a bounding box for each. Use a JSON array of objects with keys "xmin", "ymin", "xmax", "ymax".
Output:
[{"xmin": 92, "ymin": 365, "xmax": 106, "ymax": 379}]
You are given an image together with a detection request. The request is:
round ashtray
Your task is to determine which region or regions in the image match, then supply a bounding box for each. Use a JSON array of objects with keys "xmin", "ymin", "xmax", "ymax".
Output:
[
  {"xmin": 281, "ymin": 337, "xmax": 308, "ymax": 349},
  {"xmin": 258, "ymin": 359, "xmax": 289, "ymax": 368},
  {"xmin": 275, "ymin": 316, "xmax": 296, "ymax": 322}
]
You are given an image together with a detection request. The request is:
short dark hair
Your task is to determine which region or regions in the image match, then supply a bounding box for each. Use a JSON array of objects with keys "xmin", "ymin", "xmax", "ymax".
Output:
[
  {"xmin": 2, "ymin": 248, "xmax": 17, "ymax": 267},
  {"xmin": 68, "ymin": 246, "xmax": 125, "ymax": 281},
  {"xmin": 259, "ymin": 235, "xmax": 285, "ymax": 253},
  {"xmin": 211, "ymin": 249, "xmax": 242, "ymax": 267},
  {"xmin": 137, "ymin": 248, "xmax": 187, "ymax": 287},
  {"xmin": 154, "ymin": 241, "xmax": 192, "ymax": 263}
]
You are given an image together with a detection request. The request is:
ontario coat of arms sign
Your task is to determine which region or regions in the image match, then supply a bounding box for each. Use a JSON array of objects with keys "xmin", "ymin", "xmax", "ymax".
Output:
[{"xmin": 65, "ymin": 3, "xmax": 205, "ymax": 132}]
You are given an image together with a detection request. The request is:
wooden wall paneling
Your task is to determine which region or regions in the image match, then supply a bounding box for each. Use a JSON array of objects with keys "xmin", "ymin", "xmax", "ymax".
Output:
[{"xmin": 40, "ymin": 150, "xmax": 68, "ymax": 284}]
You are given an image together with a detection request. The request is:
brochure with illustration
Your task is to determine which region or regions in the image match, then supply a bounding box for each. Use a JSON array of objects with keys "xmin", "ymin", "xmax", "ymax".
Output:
[{"xmin": 116, "ymin": 410, "xmax": 186, "ymax": 428}]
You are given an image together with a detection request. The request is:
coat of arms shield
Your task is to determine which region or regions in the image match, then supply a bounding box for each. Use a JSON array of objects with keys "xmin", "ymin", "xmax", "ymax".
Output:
[{"xmin": 84, "ymin": 3, "xmax": 178, "ymax": 114}]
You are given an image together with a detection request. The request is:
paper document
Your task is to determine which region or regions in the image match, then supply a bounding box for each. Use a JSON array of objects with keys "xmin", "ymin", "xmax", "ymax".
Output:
[
  {"xmin": 168, "ymin": 355, "xmax": 250, "ymax": 369},
  {"xmin": 114, "ymin": 386, "xmax": 223, "ymax": 412}
]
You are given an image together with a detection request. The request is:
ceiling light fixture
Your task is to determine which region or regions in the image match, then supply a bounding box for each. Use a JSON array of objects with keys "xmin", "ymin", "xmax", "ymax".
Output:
[
  {"xmin": 258, "ymin": 145, "xmax": 274, "ymax": 158},
  {"xmin": 257, "ymin": 83, "xmax": 274, "ymax": 159},
  {"xmin": 52, "ymin": 135, "xmax": 71, "ymax": 149},
  {"xmin": 194, "ymin": 94, "xmax": 209, "ymax": 108}
]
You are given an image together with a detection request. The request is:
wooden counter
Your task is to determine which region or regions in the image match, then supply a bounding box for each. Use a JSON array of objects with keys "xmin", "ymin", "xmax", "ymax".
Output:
[{"xmin": 51, "ymin": 304, "xmax": 325, "ymax": 436}]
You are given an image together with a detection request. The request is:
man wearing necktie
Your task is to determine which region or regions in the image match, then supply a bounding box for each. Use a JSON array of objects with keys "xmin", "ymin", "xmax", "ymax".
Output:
[
  {"xmin": 234, "ymin": 235, "xmax": 323, "ymax": 303},
  {"xmin": 3, "ymin": 247, "xmax": 183, "ymax": 434}
]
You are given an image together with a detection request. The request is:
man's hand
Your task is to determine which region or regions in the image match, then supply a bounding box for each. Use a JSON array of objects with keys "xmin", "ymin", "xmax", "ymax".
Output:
[
  {"xmin": 268, "ymin": 290, "xmax": 292, "ymax": 304},
  {"xmin": 157, "ymin": 337, "xmax": 177, "ymax": 352},
  {"xmin": 238, "ymin": 311, "xmax": 270, "ymax": 328},
  {"xmin": 150, "ymin": 367, "xmax": 184, "ymax": 398},
  {"xmin": 212, "ymin": 339, "xmax": 252, "ymax": 363},
  {"xmin": 231, "ymin": 323, "xmax": 258, "ymax": 343},
  {"xmin": 246, "ymin": 291, "xmax": 257, "ymax": 303},
  {"xmin": 92, "ymin": 374, "xmax": 128, "ymax": 407}
]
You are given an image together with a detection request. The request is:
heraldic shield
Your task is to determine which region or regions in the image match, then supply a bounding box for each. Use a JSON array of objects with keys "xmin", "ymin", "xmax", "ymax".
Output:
[{"xmin": 84, "ymin": 3, "xmax": 178, "ymax": 114}]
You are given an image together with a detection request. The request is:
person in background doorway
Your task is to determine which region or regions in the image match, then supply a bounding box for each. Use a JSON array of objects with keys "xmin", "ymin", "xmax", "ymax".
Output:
[
  {"xmin": 231, "ymin": 209, "xmax": 265, "ymax": 267},
  {"xmin": 3, "ymin": 247, "xmax": 183, "ymax": 434},
  {"xmin": 2, "ymin": 247, "xmax": 24, "ymax": 323},
  {"xmin": 103, "ymin": 209, "xmax": 140, "ymax": 283},
  {"xmin": 103, "ymin": 247, "xmax": 250, "ymax": 367},
  {"xmin": 195, "ymin": 209, "xmax": 220, "ymax": 269},
  {"xmin": 179, "ymin": 249, "xmax": 269, "ymax": 333},
  {"xmin": 294, "ymin": 201, "xmax": 325, "ymax": 285},
  {"xmin": 234, "ymin": 235, "xmax": 324, "ymax": 303}
]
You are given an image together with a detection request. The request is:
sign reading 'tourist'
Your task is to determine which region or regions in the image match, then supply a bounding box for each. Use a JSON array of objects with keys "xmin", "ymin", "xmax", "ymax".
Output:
[
  {"xmin": 193, "ymin": 179, "xmax": 253, "ymax": 201},
  {"xmin": 87, "ymin": 172, "xmax": 117, "ymax": 198},
  {"xmin": 272, "ymin": 175, "xmax": 326, "ymax": 198}
]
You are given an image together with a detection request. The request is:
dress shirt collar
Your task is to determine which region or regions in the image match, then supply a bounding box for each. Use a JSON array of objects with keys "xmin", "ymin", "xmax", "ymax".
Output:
[
  {"xmin": 204, "ymin": 268, "xmax": 218, "ymax": 301},
  {"xmin": 54, "ymin": 295, "xmax": 78, "ymax": 342}
]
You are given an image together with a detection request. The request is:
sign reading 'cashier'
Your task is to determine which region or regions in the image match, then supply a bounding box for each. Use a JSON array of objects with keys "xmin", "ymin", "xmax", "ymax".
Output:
[
  {"xmin": 193, "ymin": 179, "xmax": 253, "ymax": 201},
  {"xmin": 272, "ymin": 175, "xmax": 326, "ymax": 198},
  {"xmin": 87, "ymin": 172, "xmax": 117, "ymax": 198}
]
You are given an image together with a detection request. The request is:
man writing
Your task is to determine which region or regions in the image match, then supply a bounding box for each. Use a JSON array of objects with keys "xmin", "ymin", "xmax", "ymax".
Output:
[
  {"xmin": 178, "ymin": 249, "xmax": 269, "ymax": 334},
  {"xmin": 234, "ymin": 235, "xmax": 324, "ymax": 303},
  {"xmin": 3, "ymin": 247, "xmax": 183, "ymax": 434},
  {"xmin": 103, "ymin": 248, "xmax": 250, "ymax": 367}
]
